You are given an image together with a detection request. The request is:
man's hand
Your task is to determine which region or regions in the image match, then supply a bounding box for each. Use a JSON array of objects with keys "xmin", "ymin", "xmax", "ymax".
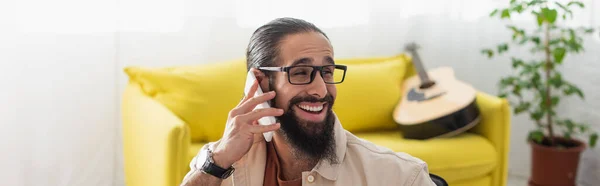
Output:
[
  {"xmin": 180, "ymin": 80, "xmax": 282, "ymax": 186},
  {"xmin": 212, "ymin": 79, "xmax": 283, "ymax": 168}
]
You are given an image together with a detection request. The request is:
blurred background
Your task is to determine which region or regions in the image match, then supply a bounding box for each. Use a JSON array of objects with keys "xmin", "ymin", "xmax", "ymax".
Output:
[{"xmin": 0, "ymin": 0, "xmax": 598, "ymax": 185}]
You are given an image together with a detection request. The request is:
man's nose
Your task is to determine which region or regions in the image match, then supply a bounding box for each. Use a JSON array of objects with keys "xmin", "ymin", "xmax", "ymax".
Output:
[{"xmin": 307, "ymin": 72, "xmax": 328, "ymax": 98}]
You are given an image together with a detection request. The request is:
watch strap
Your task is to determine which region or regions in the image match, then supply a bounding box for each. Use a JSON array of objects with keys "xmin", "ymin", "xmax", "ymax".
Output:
[{"xmin": 201, "ymin": 150, "xmax": 235, "ymax": 179}]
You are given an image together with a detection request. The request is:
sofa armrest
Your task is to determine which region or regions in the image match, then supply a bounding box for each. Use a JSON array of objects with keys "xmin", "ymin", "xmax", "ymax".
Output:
[
  {"xmin": 470, "ymin": 92, "xmax": 511, "ymax": 186},
  {"xmin": 121, "ymin": 82, "xmax": 191, "ymax": 186}
]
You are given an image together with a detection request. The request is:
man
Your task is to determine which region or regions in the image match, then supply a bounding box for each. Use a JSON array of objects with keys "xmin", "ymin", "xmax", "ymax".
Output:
[{"xmin": 181, "ymin": 17, "xmax": 437, "ymax": 186}]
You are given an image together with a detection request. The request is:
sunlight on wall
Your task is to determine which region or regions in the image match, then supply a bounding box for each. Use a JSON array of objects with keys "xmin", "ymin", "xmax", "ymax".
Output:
[
  {"xmin": 15, "ymin": 0, "xmax": 184, "ymax": 33},
  {"xmin": 234, "ymin": 0, "xmax": 370, "ymax": 28},
  {"xmin": 397, "ymin": 0, "xmax": 596, "ymax": 24},
  {"xmin": 398, "ymin": 0, "xmax": 516, "ymax": 22}
]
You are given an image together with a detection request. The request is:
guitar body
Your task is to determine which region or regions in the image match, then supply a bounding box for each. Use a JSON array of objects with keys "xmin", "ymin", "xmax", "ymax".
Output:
[{"xmin": 393, "ymin": 67, "xmax": 481, "ymax": 140}]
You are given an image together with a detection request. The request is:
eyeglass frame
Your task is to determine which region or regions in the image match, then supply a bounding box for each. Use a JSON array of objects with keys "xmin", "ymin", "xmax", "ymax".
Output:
[{"xmin": 257, "ymin": 65, "xmax": 348, "ymax": 85}]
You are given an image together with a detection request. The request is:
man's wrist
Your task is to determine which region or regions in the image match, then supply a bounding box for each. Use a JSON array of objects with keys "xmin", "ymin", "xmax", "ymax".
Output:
[{"xmin": 211, "ymin": 150, "xmax": 233, "ymax": 169}]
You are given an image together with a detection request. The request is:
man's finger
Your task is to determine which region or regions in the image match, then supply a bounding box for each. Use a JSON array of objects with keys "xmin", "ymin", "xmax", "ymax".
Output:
[
  {"xmin": 248, "ymin": 123, "xmax": 281, "ymax": 134},
  {"xmin": 237, "ymin": 79, "xmax": 259, "ymax": 107},
  {"xmin": 239, "ymin": 108, "xmax": 283, "ymax": 122},
  {"xmin": 238, "ymin": 91, "xmax": 277, "ymax": 113}
]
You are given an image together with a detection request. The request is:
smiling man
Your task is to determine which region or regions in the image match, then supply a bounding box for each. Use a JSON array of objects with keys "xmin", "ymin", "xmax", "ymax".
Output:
[{"xmin": 180, "ymin": 17, "xmax": 437, "ymax": 186}]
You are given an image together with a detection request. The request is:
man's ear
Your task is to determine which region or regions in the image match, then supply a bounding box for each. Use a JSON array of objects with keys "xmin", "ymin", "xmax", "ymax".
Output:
[{"xmin": 250, "ymin": 68, "xmax": 271, "ymax": 92}]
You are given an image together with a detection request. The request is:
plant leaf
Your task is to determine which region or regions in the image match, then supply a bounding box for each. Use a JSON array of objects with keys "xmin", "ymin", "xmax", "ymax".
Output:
[
  {"xmin": 553, "ymin": 47, "xmax": 566, "ymax": 63},
  {"xmin": 555, "ymin": 2, "xmax": 572, "ymax": 16},
  {"xmin": 531, "ymin": 37, "xmax": 541, "ymax": 44},
  {"xmin": 567, "ymin": 1, "xmax": 585, "ymax": 8},
  {"xmin": 549, "ymin": 38, "xmax": 562, "ymax": 45},
  {"xmin": 508, "ymin": 25, "xmax": 525, "ymax": 40},
  {"xmin": 514, "ymin": 4, "xmax": 524, "ymax": 13},
  {"xmin": 519, "ymin": 36, "xmax": 530, "ymax": 44},
  {"xmin": 551, "ymin": 96, "xmax": 560, "ymax": 106},
  {"xmin": 500, "ymin": 76, "xmax": 518, "ymax": 86},
  {"xmin": 590, "ymin": 133, "xmax": 598, "ymax": 148},
  {"xmin": 515, "ymin": 102, "xmax": 531, "ymax": 114},
  {"xmin": 511, "ymin": 58, "xmax": 524, "ymax": 68},
  {"xmin": 564, "ymin": 132, "xmax": 571, "ymax": 139},
  {"xmin": 498, "ymin": 43, "xmax": 509, "ymax": 53},
  {"xmin": 501, "ymin": 9, "xmax": 511, "ymax": 19},
  {"xmin": 579, "ymin": 125, "xmax": 588, "ymax": 133},
  {"xmin": 529, "ymin": 130, "xmax": 545, "ymax": 144},
  {"xmin": 566, "ymin": 37, "xmax": 582, "ymax": 52},
  {"xmin": 584, "ymin": 28, "xmax": 595, "ymax": 33},
  {"xmin": 563, "ymin": 84, "xmax": 585, "ymax": 99},
  {"xmin": 530, "ymin": 109, "xmax": 544, "ymax": 120},
  {"xmin": 490, "ymin": 9, "xmax": 499, "ymax": 17},
  {"xmin": 528, "ymin": 0, "xmax": 548, "ymax": 6},
  {"xmin": 565, "ymin": 119, "xmax": 575, "ymax": 132},
  {"xmin": 549, "ymin": 73, "xmax": 563, "ymax": 88},
  {"xmin": 533, "ymin": 11, "xmax": 544, "ymax": 26},
  {"xmin": 481, "ymin": 49, "xmax": 494, "ymax": 58},
  {"xmin": 541, "ymin": 8, "xmax": 558, "ymax": 24}
]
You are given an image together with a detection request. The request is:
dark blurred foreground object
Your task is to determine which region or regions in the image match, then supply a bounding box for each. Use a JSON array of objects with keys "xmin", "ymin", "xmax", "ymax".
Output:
[{"xmin": 430, "ymin": 174, "xmax": 448, "ymax": 186}]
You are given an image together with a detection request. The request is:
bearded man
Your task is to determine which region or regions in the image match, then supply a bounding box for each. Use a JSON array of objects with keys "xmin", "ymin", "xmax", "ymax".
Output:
[{"xmin": 180, "ymin": 17, "xmax": 437, "ymax": 186}]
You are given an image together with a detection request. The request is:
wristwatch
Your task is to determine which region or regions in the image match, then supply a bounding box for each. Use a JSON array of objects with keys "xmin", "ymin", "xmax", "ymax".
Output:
[{"xmin": 197, "ymin": 148, "xmax": 235, "ymax": 179}]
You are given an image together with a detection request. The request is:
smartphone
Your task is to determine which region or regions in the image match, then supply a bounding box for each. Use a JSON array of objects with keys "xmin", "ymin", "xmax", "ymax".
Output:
[{"xmin": 243, "ymin": 70, "xmax": 275, "ymax": 142}]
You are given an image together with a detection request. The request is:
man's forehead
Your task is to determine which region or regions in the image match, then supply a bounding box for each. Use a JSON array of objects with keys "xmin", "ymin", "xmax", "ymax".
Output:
[
  {"xmin": 278, "ymin": 32, "xmax": 333, "ymax": 66},
  {"xmin": 289, "ymin": 56, "xmax": 335, "ymax": 66}
]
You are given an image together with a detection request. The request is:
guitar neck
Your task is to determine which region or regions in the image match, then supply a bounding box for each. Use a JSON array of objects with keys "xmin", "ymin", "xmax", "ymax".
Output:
[{"xmin": 409, "ymin": 50, "xmax": 433, "ymax": 85}]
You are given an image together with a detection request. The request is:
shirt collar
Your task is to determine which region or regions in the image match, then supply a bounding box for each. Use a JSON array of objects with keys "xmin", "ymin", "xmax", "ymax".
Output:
[{"xmin": 312, "ymin": 111, "xmax": 347, "ymax": 181}]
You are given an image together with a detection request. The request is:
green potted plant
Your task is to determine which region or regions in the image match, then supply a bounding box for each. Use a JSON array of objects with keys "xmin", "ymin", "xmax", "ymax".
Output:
[{"xmin": 481, "ymin": 0, "xmax": 598, "ymax": 185}]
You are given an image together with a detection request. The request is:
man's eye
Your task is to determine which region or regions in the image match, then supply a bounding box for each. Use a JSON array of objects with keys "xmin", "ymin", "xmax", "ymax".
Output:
[
  {"xmin": 293, "ymin": 70, "xmax": 308, "ymax": 75},
  {"xmin": 323, "ymin": 70, "xmax": 333, "ymax": 74}
]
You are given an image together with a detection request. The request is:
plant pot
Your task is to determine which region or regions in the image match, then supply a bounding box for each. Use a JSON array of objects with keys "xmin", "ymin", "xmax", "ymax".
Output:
[{"xmin": 529, "ymin": 137, "xmax": 586, "ymax": 186}]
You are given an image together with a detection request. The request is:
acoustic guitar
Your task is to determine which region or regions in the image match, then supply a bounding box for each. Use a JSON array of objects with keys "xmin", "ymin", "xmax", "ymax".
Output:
[{"xmin": 393, "ymin": 43, "xmax": 481, "ymax": 140}]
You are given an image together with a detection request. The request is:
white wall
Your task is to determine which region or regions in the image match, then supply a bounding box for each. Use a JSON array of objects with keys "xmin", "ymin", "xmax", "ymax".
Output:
[
  {"xmin": 0, "ymin": 0, "xmax": 118, "ymax": 185},
  {"xmin": 0, "ymin": 31, "xmax": 118, "ymax": 185}
]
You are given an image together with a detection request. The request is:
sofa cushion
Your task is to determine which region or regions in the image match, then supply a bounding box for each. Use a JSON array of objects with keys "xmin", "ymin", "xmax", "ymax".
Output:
[
  {"xmin": 125, "ymin": 59, "xmax": 247, "ymax": 142},
  {"xmin": 333, "ymin": 54, "xmax": 410, "ymax": 132},
  {"xmin": 125, "ymin": 54, "xmax": 412, "ymax": 142},
  {"xmin": 356, "ymin": 131, "xmax": 497, "ymax": 183},
  {"xmin": 450, "ymin": 175, "xmax": 492, "ymax": 186}
]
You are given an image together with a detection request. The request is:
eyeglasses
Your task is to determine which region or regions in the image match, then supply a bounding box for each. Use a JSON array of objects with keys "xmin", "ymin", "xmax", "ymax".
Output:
[{"xmin": 258, "ymin": 65, "xmax": 347, "ymax": 85}]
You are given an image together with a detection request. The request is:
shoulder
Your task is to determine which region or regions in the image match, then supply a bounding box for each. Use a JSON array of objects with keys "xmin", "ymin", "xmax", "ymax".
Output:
[
  {"xmin": 343, "ymin": 131, "xmax": 432, "ymax": 185},
  {"xmin": 344, "ymin": 130, "xmax": 428, "ymax": 168}
]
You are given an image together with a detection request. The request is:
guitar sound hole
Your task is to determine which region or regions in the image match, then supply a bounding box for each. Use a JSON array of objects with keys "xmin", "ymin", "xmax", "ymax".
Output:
[{"xmin": 419, "ymin": 81, "xmax": 436, "ymax": 89}]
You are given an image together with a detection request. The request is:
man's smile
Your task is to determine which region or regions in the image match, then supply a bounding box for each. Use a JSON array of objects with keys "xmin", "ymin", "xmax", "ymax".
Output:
[{"xmin": 294, "ymin": 102, "xmax": 328, "ymax": 122}]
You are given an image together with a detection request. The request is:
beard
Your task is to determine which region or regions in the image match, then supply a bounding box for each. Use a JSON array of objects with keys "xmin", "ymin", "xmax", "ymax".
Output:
[{"xmin": 270, "ymin": 92, "xmax": 338, "ymax": 165}]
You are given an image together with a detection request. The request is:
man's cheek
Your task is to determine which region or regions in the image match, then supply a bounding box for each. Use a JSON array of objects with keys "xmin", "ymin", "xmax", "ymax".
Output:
[{"xmin": 276, "ymin": 97, "xmax": 288, "ymax": 110}]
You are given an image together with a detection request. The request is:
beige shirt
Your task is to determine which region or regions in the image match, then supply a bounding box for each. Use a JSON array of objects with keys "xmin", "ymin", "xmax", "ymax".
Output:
[{"xmin": 185, "ymin": 114, "xmax": 437, "ymax": 186}]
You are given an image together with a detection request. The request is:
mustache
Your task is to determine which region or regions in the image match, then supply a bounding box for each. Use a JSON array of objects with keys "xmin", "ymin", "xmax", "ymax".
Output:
[{"xmin": 288, "ymin": 94, "xmax": 334, "ymax": 107}]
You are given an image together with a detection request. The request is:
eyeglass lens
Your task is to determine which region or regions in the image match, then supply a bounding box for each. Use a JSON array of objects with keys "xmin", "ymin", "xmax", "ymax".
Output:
[{"xmin": 287, "ymin": 66, "xmax": 345, "ymax": 84}]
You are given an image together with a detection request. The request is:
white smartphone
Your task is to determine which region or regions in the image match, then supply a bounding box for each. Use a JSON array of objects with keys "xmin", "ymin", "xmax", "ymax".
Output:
[{"xmin": 243, "ymin": 70, "xmax": 275, "ymax": 142}]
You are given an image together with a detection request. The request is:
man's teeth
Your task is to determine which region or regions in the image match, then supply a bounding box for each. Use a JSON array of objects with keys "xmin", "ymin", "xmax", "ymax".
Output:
[{"xmin": 298, "ymin": 104, "xmax": 324, "ymax": 112}]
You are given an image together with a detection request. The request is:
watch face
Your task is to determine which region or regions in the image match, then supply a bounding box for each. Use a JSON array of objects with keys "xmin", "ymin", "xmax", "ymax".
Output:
[{"xmin": 196, "ymin": 149, "xmax": 209, "ymax": 169}]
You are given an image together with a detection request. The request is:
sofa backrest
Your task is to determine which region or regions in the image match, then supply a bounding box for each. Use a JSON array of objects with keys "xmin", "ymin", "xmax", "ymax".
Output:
[{"xmin": 124, "ymin": 54, "xmax": 414, "ymax": 142}]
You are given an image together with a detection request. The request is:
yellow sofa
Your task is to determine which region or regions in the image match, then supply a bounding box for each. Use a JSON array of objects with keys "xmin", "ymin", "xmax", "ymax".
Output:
[{"xmin": 122, "ymin": 54, "xmax": 511, "ymax": 186}]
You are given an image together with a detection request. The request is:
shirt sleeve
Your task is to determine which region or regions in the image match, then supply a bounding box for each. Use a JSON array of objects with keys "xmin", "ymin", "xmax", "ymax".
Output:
[
  {"xmin": 181, "ymin": 142, "xmax": 228, "ymax": 185},
  {"xmin": 181, "ymin": 143, "xmax": 207, "ymax": 183}
]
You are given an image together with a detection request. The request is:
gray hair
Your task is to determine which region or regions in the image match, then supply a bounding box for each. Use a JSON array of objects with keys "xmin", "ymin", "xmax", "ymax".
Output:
[{"xmin": 245, "ymin": 17, "xmax": 329, "ymax": 71}]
